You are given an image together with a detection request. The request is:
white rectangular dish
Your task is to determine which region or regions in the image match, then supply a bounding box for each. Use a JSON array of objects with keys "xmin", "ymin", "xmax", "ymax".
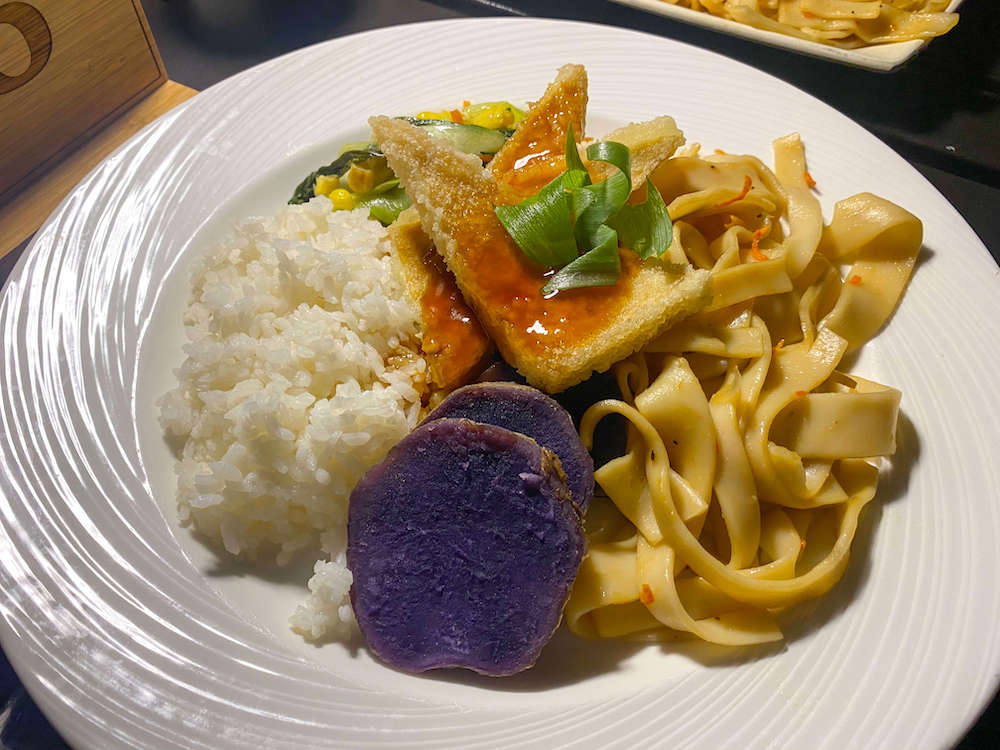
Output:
[{"xmin": 609, "ymin": 0, "xmax": 965, "ymax": 71}]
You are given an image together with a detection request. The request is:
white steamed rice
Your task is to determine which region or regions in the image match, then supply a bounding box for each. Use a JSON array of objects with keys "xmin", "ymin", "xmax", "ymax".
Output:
[{"xmin": 158, "ymin": 197, "xmax": 426, "ymax": 639}]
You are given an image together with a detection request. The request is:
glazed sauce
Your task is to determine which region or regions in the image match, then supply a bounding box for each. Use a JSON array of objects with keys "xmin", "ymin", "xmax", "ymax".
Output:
[
  {"xmin": 490, "ymin": 81, "xmax": 587, "ymax": 203},
  {"xmin": 452, "ymin": 198, "xmax": 637, "ymax": 359},
  {"xmin": 418, "ymin": 249, "xmax": 490, "ymax": 388}
]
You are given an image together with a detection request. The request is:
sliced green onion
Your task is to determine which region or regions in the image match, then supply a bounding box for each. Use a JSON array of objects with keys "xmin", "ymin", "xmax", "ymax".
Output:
[
  {"xmin": 565, "ymin": 125, "xmax": 588, "ymax": 174},
  {"xmin": 542, "ymin": 224, "xmax": 621, "ymax": 294},
  {"xmin": 608, "ymin": 179, "xmax": 673, "ymax": 260},
  {"xmin": 495, "ymin": 168, "xmax": 588, "ymax": 268},
  {"xmin": 573, "ymin": 138, "xmax": 631, "ymax": 250},
  {"xmin": 495, "ymin": 123, "xmax": 674, "ymax": 293}
]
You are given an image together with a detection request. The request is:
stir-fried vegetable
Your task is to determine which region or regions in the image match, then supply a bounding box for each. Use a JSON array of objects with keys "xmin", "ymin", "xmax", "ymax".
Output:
[
  {"xmin": 400, "ymin": 118, "xmax": 513, "ymax": 158},
  {"xmin": 289, "ymin": 103, "xmax": 523, "ymax": 225},
  {"xmin": 288, "ymin": 146, "xmax": 385, "ymax": 205}
]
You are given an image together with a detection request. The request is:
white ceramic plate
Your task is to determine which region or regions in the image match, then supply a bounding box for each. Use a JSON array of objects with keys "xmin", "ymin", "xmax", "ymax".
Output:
[
  {"xmin": 1, "ymin": 18, "xmax": 998, "ymax": 750},
  {"xmin": 610, "ymin": 0, "xmax": 965, "ymax": 71}
]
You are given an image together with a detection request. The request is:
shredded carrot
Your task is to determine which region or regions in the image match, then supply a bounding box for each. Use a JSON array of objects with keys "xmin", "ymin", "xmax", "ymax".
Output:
[
  {"xmin": 774, "ymin": 338, "xmax": 785, "ymax": 351},
  {"xmin": 714, "ymin": 148, "xmax": 727, "ymax": 155},
  {"xmin": 450, "ymin": 109, "xmax": 464, "ymax": 124},
  {"xmin": 804, "ymin": 170, "xmax": 816, "ymax": 188},
  {"xmin": 639, "ymin": 584, "xmax": 655, "ymax": 605},
  {"xmin": 716, "ymin": 175, "xmax": 753, "ymax": 208},
  {"xmin": 462, "ymin": 99, "xmax": 470, "ymax": 108},
  {"xmin": 849, "ymin": 274, "xmax": 863, "ymax": 286},
  {"xmin": 750, "ymin": 223, "xmax": 771, "ymax": 261},
  {"xmin": 794, "ymin": 390, "xmax": 808, "ymax": 398},
  {"xmin": 802, "ymin": 10, "xmax": 815, "ymax": 18}
]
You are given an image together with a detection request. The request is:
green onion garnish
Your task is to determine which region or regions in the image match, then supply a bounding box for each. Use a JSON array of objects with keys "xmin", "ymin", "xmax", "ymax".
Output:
[{"xmin": 494, "ymin": 125, "xmax": 673, "ymax": 295}]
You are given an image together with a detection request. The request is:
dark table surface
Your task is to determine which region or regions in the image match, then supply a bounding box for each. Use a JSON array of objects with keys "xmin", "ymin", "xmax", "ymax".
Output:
[{"xmin": 1, "ymin": 0, "xmax": 997, "ymax": 747}]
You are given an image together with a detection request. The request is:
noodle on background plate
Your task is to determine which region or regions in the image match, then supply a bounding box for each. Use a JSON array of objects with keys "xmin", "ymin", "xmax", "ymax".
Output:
[
  {"xmin": 566, "ymin": 134, "xmax": 921, "ymax": 645},
  {"xmin": 660, "ymin": 0, "xmax": 958, "ymax": 48}
]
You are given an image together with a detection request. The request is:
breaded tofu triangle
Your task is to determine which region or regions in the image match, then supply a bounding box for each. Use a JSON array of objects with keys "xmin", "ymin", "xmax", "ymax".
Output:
[
  {"xmin": 588, "ymin": 116, "xmax": 687, "ymax": 188},
  {"xmin": 387, "ymin": 207, "xmax": 493, "ymax": 392},
  {"xmin": 489, "ymin": 64, "xmax": 588, "ymax": 203},
  {"xmin": 369, "ymin": 116, "xmax": 711, "ymax": 393}
]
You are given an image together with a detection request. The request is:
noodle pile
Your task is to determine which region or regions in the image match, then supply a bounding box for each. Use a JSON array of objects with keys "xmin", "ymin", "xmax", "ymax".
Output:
[
  {"xmin": 566, "ymin": 134, "xmax": 921, "ymax": 645},
  {"xmin": 661, "ymin": 0, "xmax": 958, "ymax": 48}
]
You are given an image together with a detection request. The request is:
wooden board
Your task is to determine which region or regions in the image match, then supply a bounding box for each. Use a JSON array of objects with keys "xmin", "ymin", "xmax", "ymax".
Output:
[
  {"xmin": 0, "ymin": 79, "xmax": 198, "ymax": 260},
  {"xmin": 0, "ymin": 0, "xmax": 166, "ymax": 200}
]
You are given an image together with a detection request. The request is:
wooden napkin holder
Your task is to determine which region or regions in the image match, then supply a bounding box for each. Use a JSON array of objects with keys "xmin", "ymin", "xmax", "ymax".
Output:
[{"xmin": 0, "ymin": 0, "xmax": 197, "ymax": 259}]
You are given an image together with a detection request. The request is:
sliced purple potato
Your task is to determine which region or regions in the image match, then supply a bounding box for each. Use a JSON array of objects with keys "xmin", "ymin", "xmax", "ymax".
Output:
[
  {"xmin": 347, "ymin": 418, "xmax": 585, "ymax": 676},
  {"xmin": 423, "ymin": 382, "xmax": 595, "ymax": 514}
]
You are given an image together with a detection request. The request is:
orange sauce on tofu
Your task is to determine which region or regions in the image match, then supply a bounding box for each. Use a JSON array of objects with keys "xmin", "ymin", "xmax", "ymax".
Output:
[
  {"xmin": 491, "ymin": 88, "xmax": 587, "ymax": 203},
  {"xmin": 496, "ymin": 152, "xmax": 559, "ymax": 201},
  {"xmin": 418, "ymin": 248, "xmax": 490, "ymax": 389},
  {"xmin": 452, "ymin": 206, "xmax": 637, "ymax": 359},
  {"xmin": 476, "ymin": 112, "xmax": 637, "ymax": 359}
]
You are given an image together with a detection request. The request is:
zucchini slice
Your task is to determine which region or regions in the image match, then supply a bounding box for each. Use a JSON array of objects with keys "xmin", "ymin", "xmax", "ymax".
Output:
[{"xmin": 400, "ymin": 117, "xmax": 513, "ymax": 156}]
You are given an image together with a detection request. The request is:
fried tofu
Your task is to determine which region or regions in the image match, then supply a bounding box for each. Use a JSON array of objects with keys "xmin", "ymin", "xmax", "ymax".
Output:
[
  {"xmin": 488, "ymin": 64, "xmax": 589, "ymax": 204},
  {"xmin": 373, "ymin": 115, "xmax": 710, "ymax": 393},
  {"xmin": 588, "ymin": 116, "xmax": 687, "ymax": 188},
  {"xmin": 369, "ymin": 67, "xmax": 711, "ymax": 393},
  {"xmin": 387, "ymin": 207, "xmax": 492, "ymax": 392},
  {"xmin": 488, "ymin": 66, "xmax": 682, "ymax": 195}
]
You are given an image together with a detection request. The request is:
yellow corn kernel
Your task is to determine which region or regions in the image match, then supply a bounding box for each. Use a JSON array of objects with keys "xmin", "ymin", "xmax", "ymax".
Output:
[
  {"xmin": 314, "ymin": 174, "xmax": 340, "ymax": 196},
  {"xmin": 415, "ymin": 110, "xmax": 453, "ymax": 122},
  {"xmin": 345, "ymin": 164, "xmax": 376, "ymax": 194},
  {"xmin": 329, "ymin": 189, "xmax": 354, "ymax": 211}
]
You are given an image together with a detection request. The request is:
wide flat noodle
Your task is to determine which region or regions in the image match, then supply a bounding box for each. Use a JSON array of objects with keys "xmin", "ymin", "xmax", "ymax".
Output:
[
  {"xmin": 770, "ymin": 375, "xmax": 901, "ymax": 458},
  {"xmin": 772, "ymin": 134, "xmax": 823, "ymax": 279},
  {"xmin": 819, "ymin": 193, "xmax": 922, "ymax": 351},
  {"xmin": 566, "ymin": 133, "xmax": 919, "ymax": 645}
]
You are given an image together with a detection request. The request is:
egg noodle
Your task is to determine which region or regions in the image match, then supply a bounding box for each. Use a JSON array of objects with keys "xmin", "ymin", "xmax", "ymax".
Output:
[
  {"xmin": 661, "ymin": 0, "xmax": 958, "ymax": 48},
  {"xmin": 565, "ymin": 134, "xmax": 921, "ymax": 645}
]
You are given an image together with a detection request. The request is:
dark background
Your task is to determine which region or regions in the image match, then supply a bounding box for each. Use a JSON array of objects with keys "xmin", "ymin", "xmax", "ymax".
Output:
[
  {"xmin": 0, "ymin": 0, "xmax": 996, "ymax": 747},
  {"xmin": 143, "ymin": 0, "xmax": 1000, "ymax": 259}
]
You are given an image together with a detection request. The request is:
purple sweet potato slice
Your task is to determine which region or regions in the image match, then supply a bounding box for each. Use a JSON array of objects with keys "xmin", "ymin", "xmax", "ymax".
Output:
[
  {"xmin": 347, "ymin": 418, "xmax": 585, "ymax": 676},
  {"xmin": 424, "ymin": 382, "xmax": 595, "ymax": 514}
]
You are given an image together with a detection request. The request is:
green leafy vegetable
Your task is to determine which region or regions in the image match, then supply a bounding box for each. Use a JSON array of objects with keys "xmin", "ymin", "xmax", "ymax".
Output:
[
  {"xmin": 608, "ymin": 179, "xmax": 673, "ymax": 260},
  {"xmin": 399, "ymin": 118, "xmax": 512, "ymax": 155},
  {"xmin": 290, "ymin": 110, "xmax": 519, "ymax": 223},
  {"xmin": 288, "ymin": 147, "xmax": 382, "ymax": 204},
  {"xmin": 494, "ymin": 169, "xmax": 588, "ymax": 268},
  {"xmin": 494, "ymin": 125, "xmax": 674, "ymax": 295},
  {"xmin": 356, "ymin": 186, "xmax": 411, "ymax": 226},
  {"xmin": 543, "ymin": 224, "xmax": 621, "ymax": 293}
]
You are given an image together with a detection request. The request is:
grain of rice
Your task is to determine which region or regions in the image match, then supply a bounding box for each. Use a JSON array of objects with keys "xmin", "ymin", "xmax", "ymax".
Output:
[{"xmin": 159, "ymin": 197, "xmax": 426, "ymax": 639}]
